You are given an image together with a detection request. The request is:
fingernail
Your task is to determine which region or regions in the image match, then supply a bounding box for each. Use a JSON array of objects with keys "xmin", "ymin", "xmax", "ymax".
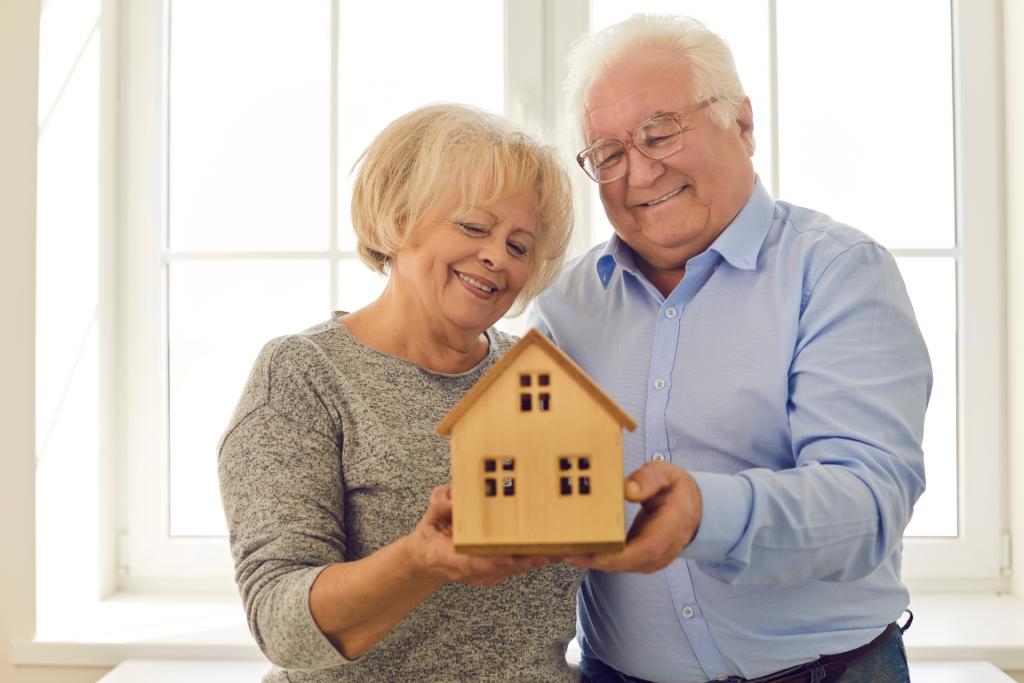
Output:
[{"xmin": 626, "ymin": 481, "xmax": 641, "ymax": 497}]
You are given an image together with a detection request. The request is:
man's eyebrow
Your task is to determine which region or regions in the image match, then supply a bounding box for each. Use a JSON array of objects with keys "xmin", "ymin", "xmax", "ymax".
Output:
[{"xmin": 585, "ymin": 110, "xmax": 676, "ymax": 144}]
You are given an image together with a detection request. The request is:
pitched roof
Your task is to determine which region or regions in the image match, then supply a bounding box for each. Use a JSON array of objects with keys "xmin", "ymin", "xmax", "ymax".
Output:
[{"xmin": 435, "ymin": 328, "xmax": 637, "ymax": 436}]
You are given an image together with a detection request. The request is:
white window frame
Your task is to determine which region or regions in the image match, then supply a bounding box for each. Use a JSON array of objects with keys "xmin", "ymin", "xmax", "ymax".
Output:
[
  {"xmin": 894, "ymin": 0, "xmax": 1006, "ymax": 589},
  {"xmin": 109, "ymin": 0, "xmax": 1005, "ymax": 592},
  {"xmin": 507, "ymin": 0, "xmax": 1008, "ymax": 591},
  {"xmin": 119, "ymin": 0, "xmax": 245, "ymax": 589}
]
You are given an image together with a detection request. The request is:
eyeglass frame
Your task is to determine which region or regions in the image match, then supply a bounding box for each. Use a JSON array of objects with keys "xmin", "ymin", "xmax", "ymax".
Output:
[{"xmin": 575, "ymin": 97, "xmax": 721, "ymax": 184}]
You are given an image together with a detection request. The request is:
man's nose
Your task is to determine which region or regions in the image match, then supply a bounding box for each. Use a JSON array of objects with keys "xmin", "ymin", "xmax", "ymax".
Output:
[{"xmin": 626, "ymin": 145, "xmax": 664, "ymax": 188}]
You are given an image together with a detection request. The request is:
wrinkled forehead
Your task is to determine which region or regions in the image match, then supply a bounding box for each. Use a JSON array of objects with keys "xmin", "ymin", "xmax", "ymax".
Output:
[{"xmin": 581, "ymin": 50, "xmax": 694, "ymax": 143}]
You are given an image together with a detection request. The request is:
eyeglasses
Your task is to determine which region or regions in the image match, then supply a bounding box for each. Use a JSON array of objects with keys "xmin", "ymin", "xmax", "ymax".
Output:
[{"xmin": 576, "ymin": 97, "xmax": 719, "ymax": 184}]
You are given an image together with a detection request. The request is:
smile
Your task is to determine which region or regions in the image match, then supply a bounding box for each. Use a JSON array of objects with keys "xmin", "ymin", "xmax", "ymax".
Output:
[
  {"xmin": 642, "ymin": 186, "xmax": 685, "ymax": 207},
  {"xmin": 456, "ymin": 271, "xmax": 496, "ymax": 293}
]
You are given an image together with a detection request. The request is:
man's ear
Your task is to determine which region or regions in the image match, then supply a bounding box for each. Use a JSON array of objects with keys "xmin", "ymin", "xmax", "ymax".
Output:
[{"xmin": 736, "ymin": 97, "xmax": 755, "ymax": 157}]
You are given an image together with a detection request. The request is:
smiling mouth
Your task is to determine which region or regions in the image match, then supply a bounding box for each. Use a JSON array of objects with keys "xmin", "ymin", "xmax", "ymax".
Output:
[
  {"xmin": 455, "ymin": 271, "xmax": 496, "ymax": 293},
  {"xmin": 641, "ymin": 186, "xmax": 686, "ymax": 207}
]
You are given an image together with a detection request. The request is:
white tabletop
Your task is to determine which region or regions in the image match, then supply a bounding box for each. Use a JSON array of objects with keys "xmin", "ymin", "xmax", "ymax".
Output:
[{"xmin": 97, "ymin": 659, "xmax": 1018, "ymax": 682}]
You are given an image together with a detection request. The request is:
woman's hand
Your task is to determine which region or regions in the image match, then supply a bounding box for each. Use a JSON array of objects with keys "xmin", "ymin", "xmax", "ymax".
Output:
[
  {"xmin": 311, "ymin": 485, "xmax": 558, "ymax": 659},
  {"xmin": 403, "ymin": 485, "xmax": 554, "ymax": 586}
]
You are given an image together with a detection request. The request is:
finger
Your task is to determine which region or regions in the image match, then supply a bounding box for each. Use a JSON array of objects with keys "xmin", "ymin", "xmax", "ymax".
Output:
[
  {"xmin": 624, "ymin": 461, "xmax": 681, "ymax": 503},
  {"xmin": 510, "ymin": 553, "xmax": 565, "ymax": 564},
  {"xmin": 498, "ymin": 555, "xmax": 550, "ymax": 575},
  {"xmin": 625, "ymin": 507, "xmax": 650, "ymax": 543},
  {"xmin": 464, "ymin": 553, "xmax": 514, "ymax": 568},
  {"xmin": 567, "ymin": 550, "xmax": 629, "ymax": 571},
  {"xmin": 585, "ymin": 543, "xmax": 663, "ymax": 573},
  {"xmin": 561, "ymin": 553, "xmax": 594, "ymax": 567},
  {"xmin": 422, "ymin": 486, "xmax": 453, "ymax": 525},
  {"xmin": 584, "ymin": 508, "xmax": 684, "ymax": 573}
]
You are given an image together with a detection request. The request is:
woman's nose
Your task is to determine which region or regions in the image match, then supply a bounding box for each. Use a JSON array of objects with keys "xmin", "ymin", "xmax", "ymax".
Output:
[{"xmin": 479, "ymin": 235, "xmax": 508, "ymax": 270}]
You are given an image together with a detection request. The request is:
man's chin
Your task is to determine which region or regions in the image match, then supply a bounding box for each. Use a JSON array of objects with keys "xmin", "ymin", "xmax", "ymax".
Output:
[{"xmin": 619, "ymin": 224, "xmax": 711, "ymax": 266}]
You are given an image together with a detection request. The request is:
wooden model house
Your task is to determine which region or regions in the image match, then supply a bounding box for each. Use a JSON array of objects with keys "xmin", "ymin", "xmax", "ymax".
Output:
[{"xmin": 436, "ymin": 329, "xmax": 637, "ymax": 554}]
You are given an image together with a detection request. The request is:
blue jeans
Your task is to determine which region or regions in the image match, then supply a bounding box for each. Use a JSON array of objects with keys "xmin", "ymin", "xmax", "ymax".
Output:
[{"xmin": 579, "ymin": 625, "xmax": 909, "ymax": 683}]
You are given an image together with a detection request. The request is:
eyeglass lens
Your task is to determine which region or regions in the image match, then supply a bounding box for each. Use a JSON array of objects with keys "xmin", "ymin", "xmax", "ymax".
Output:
[{"xmin": 582, "ymin": 117, "xmax": 684, "ymax": 182}]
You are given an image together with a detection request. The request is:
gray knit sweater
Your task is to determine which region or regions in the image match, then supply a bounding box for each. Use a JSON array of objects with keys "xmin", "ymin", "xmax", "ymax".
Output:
[{"xmin": 218, "ymin": 315, "xmax": 586, "ymax": 682}]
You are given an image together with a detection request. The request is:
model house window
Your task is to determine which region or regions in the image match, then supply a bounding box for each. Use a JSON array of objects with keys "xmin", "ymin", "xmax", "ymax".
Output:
[
  {"xmin": 484, "ymin": 458, "xmax": 515, "ymax": 497},
  {"xmin": 519, "ymin": 373, "xmax": 551, "ymax": 412},
  {"xmin": 559, "ymin": 456, "xmax": 591, "ymax": 496}
]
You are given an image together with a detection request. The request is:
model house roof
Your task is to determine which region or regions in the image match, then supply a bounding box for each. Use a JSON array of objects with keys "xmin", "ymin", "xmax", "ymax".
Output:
[{"xmin": 435, "ymin": 328, "xmax": 637, "ymax": 436}]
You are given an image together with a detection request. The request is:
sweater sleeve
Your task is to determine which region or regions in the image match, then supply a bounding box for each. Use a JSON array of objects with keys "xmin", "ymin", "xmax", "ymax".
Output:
[{"xmin": 218, "ymin": 336, "xmax": 353, "ymax": 670}]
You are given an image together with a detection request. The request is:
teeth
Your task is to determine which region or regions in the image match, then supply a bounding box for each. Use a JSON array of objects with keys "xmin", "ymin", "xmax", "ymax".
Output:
[
  {"xmin": 457, "ymin": 272, "xmax": 495, "ymax": 292},
  {"xmin": 645, "ymin": 186, "xmax": 684, "ymax": 206}
]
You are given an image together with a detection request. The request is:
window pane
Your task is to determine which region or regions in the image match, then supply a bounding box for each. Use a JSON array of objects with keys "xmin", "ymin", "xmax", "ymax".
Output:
[
  {"xmin": 777, "ymin": 0, "xmax": 954, "ymax": 249},
  {"xmin": 169, "ymin": 0, "xmax": 331, "ymax": 252},
  {"xmin": 336, "ymin": 0, "xmax": 504, "ymax": 250},
  {"xmin": 897, "ymin": 257, "xmax": 957, "ymax": 537},
  {"xmin": 337, "ymin": 259, "xmax": 387, "ymax": 314},
  {"xmin": 169, "ymin": 260, "xmax": 330, "ymax": 536},
  {"xmin": 591, "ymin": 1, "xmax": 772, "ymax": 247}
]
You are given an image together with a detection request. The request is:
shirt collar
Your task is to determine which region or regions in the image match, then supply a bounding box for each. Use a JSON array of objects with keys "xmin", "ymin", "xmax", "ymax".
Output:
[
  {"xmin": 705, "ymin": 175, "xmax": 776, "ymax": 271},
  {"xmin": 596, "ymin": 236, "xmax": 635, "ymax": 289},
  {"xmin": 594, "ymin": 176, "xmax": 776, "ymax": 290}
]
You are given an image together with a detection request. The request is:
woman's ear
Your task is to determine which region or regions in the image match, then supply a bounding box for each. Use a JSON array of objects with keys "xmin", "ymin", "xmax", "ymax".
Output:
[{"xmin": 395, "ymin": 215, "xmax": 410, "ymax": 243}]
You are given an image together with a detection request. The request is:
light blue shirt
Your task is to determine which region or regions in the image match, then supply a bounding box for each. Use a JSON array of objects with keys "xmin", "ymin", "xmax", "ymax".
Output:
[{"xmin": 529, "ymin": 178, "xmax": 930, "ymax": 683}]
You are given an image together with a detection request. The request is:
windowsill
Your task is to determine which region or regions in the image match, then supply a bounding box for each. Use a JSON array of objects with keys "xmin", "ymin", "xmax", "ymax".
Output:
[
  {"xmin": 10, "ymin": 591, "xmax": 263, "ymax": 667},
  {"xmin": 901, "ymin": 593, "xmax": 1024, "ymax": 669},
  {"xmin": 10, "ymin": 593, "xmax": 1024, "ymax": 669}
]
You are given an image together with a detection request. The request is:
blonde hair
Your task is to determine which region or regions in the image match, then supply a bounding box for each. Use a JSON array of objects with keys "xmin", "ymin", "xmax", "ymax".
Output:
[
  {"xmin": 350, "ymin": 103, "xmax": 574, "ymax": 317},
  {"xmin": 566, "ymin": 14, "xmax": 751, "ymax": 148}
]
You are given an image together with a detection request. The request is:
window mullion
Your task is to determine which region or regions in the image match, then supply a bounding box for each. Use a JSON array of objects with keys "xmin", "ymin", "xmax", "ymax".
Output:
[
  {"xmin": 767, "ymin": 0, "xmax": 779, "ymax": 199},
  {"xmin": 330, "ymin": 0, "xmax": 339, "ymax": 312}
]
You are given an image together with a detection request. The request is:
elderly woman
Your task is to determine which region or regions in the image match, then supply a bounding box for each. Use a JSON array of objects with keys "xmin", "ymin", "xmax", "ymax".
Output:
[{"xmin": 218, "ymin": 103, "xmax": 582, "ymax": 682}]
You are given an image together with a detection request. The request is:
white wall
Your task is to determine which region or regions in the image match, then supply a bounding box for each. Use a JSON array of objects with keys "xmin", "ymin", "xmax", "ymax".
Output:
[
  {"xmin": 0, "ymin": 0, "xmax": 109, "ymax": 681},
  {"xmin": 1008, "ymin": 0, "xmax": 1024, "ymax": 604}
]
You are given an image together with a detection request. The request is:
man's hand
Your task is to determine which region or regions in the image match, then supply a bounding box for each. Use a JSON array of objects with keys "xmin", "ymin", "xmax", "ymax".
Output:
[{"xmin": 565, "ymin": 461, "xmax": 702, "ymax": 573}]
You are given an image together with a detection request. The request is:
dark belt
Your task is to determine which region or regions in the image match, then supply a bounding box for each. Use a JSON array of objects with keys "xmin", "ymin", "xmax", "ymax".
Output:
[{"xmin": 601, "ymin": 614, "xmax": 909, "ymax": 683}]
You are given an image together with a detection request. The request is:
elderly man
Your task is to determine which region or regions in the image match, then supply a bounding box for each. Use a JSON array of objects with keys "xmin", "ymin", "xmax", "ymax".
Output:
[{"xmin": 529, "ymin": 14, "xmax": 930, "ymax": 683}]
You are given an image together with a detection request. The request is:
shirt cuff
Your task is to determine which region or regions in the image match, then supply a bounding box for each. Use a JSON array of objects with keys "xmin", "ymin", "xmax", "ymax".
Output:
[{"xmin": 681, "ymin": 472, "xmax": 753, "ymax": 562}]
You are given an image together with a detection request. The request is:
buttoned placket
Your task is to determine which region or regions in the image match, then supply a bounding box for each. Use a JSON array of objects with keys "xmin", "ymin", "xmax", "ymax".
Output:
[
  {"xmin": 633, "ymin": 253, "xmax": 734, "ymax": 682},
  {"xmin": 640, "ymin": 254, "xmax": 716, "ymax": 469}
]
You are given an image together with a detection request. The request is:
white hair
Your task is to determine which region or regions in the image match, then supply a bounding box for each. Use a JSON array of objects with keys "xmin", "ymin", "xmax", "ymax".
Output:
[{"xmin": 565, "ymin": 14, "xmax": 750, "ymax": 147}]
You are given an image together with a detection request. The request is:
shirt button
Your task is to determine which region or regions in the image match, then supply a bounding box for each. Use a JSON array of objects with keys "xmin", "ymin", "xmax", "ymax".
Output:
[
  {"xmin": 681, "ymin": 606, "xmax": 694, "ymax": 618},
  {"xmin": 665, "ymin": 307, "xmax": 677, "ymax": 318},
  {"xmin": 652, "ymin": 453, "xmax": 665, "ymax": 461},
  {"xmin": 654, "ymin": 379, "xmax": 666, "ymax": 390}
]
